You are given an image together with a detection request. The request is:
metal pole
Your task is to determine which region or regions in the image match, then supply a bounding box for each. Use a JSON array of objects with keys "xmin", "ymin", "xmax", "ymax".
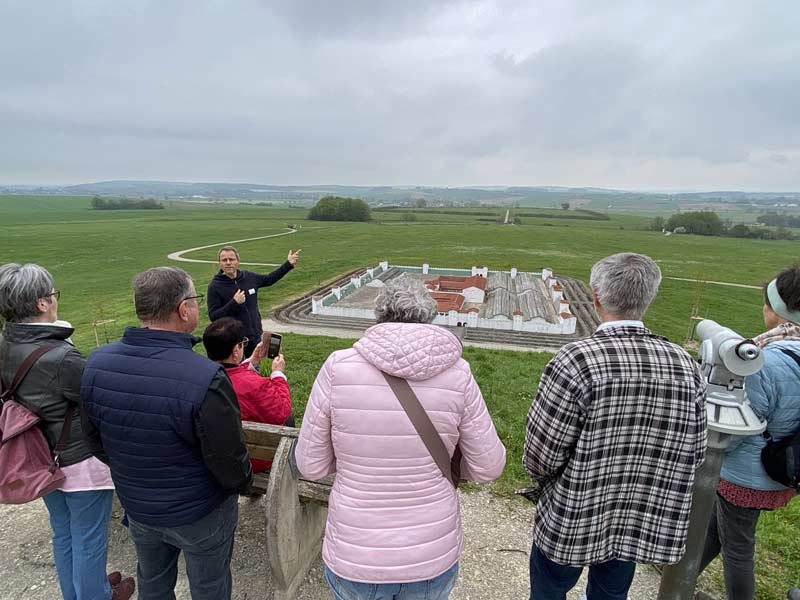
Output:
[{"xmin": 657, "ymin": 446, "xmax": 725, "ymax": 600}]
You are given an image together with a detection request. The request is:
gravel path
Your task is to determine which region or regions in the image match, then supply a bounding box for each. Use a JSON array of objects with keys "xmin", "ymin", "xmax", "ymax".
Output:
[
  {"xmin": 0, "ymin": 490, "xmax": 664, "ymax": 600},
  {"xmin": 166, "ymin": 229, "xmax": 298, "ymax": 266},
  {"xmin": 262, "ymin": 318, "xmax": 558, "ymax": 354}
]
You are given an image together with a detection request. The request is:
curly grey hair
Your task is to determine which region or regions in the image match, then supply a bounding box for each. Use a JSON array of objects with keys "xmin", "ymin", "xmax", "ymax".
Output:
[
  {"xmin": 375, "ymin": 276, "xmax": 438, "ymax": 324},
  {"xmin": 589, "ymin": 253, "xmax": 661, "ymax": 320},
  {"xmin": 0, "ymin": 263, "xmax": 55, "ymax": 323}
]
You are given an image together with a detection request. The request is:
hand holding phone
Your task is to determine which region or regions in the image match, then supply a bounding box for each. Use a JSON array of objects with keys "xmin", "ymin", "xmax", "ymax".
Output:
[
  {"xmin": 271, "ymin": 354, "xmax": 286, "ymax": 372},
  {"xmin": 262, "ymin": 331, "xmax": 282, "ymax": 359}
]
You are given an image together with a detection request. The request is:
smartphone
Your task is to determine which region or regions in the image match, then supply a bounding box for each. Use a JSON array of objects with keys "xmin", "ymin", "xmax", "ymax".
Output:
[{"xmin": 262, "ymin": 332, "xmax": 282, "ymax": 359}]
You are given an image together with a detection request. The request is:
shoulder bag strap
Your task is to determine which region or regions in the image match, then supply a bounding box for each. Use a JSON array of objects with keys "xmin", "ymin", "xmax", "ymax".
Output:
[
  {"xmin": 0, "ymin": 345, "xmax": 58, "ymax": 402},
  {"xmin": 762, "ymin": 348, "xmax": 800, "ymax": 440},
  {"xmin": 381, "ymin": 371, "xmax": 458, "ymax": 488},
  {"xmin": 0, "ymin": 344, "xmax": 74, "ymax": 468},
  {"xmin": 779, "ymin": 348, "xmax": 800, "ymax": 369},
  {"xmin": 49, "ymin": 404, "xmax": 77, "ymax": 471}
]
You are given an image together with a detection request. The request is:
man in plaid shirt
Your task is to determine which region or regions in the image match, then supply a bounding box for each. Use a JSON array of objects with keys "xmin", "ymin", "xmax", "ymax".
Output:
[{"xmin": 524, "ymin": 253, "xmax": 707, "ymax": 600}]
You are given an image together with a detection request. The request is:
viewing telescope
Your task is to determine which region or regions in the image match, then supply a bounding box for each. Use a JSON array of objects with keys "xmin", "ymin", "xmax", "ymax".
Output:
[
  {"xmin": 696, "ymin": 319, "xmax": 762, "ymax": 383},
  {"xmin": 695, "ymin": 319, "xmax": 765, "ymax": 448},
  {"xmin": 658, "ymin": 319, "xmax": 765, "ymax": 600}
]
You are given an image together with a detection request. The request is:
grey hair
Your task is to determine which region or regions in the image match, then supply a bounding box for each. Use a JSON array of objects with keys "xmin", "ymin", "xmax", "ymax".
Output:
[
  {"xmin": 589, "ymin": 253, "xmax": 662, "ymax": 320},
  {"xmin": 133, "ymin": 267, "xmax": 194, "ymax": 323},
  {"xmin": 375, "ymin": 276, "xmax": 438, "ymax": 324},
  {"xmin": 0, "ymin": 263, "xmax": 55, "ymax": 323}
]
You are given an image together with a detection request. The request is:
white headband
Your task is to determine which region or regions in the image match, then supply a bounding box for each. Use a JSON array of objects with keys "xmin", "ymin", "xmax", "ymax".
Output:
[{"xmin": 767, "ymin": 279, "xmax": 800, "ymax": 324}]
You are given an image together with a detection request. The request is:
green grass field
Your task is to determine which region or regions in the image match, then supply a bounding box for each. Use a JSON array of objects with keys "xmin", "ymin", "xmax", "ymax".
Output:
[{"xmin": 2, "ymin": 195, "xmax": 798, "ymax": 598}]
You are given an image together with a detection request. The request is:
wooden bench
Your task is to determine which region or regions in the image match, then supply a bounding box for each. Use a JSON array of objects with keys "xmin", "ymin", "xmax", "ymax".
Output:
[{"xmin": 242, "ymin": 421, "xmax": 333, "ymax": 600}]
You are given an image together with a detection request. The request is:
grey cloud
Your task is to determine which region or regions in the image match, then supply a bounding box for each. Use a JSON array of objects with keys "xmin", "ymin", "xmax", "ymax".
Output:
[
  {"xmin": 266, "ymin": 0, "xmax": 477, "ymax": 39},
  {"xmin": 0, "ymin": 1, "xmax": 798, "ymax": 189}
]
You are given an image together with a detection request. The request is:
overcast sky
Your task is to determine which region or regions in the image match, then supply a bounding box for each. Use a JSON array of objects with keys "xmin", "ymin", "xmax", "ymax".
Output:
[{"xmin": 1, "ymin": 1, "xmax": 798, "ymax": 190}]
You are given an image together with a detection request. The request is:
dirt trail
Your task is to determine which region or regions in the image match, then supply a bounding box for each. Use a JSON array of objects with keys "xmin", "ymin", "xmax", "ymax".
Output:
[{"xmin": 0, "ymin": 490, "xmax": 666, "ymax": 599}]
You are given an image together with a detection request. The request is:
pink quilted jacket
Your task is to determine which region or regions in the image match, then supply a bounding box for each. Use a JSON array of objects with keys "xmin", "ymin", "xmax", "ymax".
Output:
[{"xmin": 295, "ymin": 323, "xmax": 506, "ymax": 584}]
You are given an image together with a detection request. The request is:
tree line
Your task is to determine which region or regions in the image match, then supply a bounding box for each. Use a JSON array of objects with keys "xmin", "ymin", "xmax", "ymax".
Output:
[
  {"xmin": 91, "ymin": 196, "xmax": 164, "ymax": 210},
  {"xmin": 757, "ymin": 213, "xmax": 800, "ymax": 228},
  {"xmin": 649, "ymin": 211, "xmax": 795, "ymax": 240},
  {"xmin": 307, "ymin": 196, "xmax": 371, "ymax": 222}
]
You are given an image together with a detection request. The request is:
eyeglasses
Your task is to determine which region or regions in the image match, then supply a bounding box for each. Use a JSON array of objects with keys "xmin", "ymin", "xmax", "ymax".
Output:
[
  {"xmin": 179, "ymin": 293, "xmax": 205, "ymax": 308},
  {"xmin": 43, "ymin": 290, "xmax": 60, "ymax": 301}
]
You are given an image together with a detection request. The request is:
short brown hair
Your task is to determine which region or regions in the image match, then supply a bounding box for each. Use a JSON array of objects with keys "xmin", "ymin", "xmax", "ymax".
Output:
[{"xmin": 217, "ymin": 246, "xmax": 239, "ymax": 260}]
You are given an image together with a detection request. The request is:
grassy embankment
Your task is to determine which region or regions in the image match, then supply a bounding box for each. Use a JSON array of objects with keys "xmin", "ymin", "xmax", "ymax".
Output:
[{"xmin": 2, "ymin": 195, "xmax": 798, "ymax": 598}]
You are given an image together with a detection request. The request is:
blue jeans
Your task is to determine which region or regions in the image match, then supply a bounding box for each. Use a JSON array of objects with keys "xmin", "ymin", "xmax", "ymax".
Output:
[
  {"xmin": 324, "ymin": 562, "xmax": 459, "ymax": 600},
  {"xmin": 43, "ymin": 489, "xmax": 114, "ymax": 600},
  {"xmin": 127, "ymin": 494, "xmax": 238, "ymax": 600},
  {"xmin": 529, "ymin": 545, "xmax": 636, "ymax": 600}
]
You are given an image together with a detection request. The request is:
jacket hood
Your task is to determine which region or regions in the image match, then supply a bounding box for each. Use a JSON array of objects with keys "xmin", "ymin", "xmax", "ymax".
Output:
[
  {"xmin": 212, "ymin": 270, "xmax": 238, "ymax": 283},
  {"xmin": 353, "ymin": 323, "xmax": 462, "ymax": 381}
]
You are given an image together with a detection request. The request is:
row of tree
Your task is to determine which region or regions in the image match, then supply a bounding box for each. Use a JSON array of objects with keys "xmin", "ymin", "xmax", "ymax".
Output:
[
  {"xmin": 91, "ymin": 196, "xmax": 164, "ymax": 210},
  {"xmin": 649, "ymin": 211, "xmax": 796, "ymax": 240},
  {"xmin": 307, "ymin": 196, "xmax": 371, "ymax": 221},
  {"xmin": 757, "ymin": 214, "xmax": 800, "ymax": 228}
]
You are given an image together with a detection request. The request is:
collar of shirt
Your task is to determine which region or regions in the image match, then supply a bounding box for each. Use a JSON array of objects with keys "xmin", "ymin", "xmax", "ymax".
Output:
[
  {"xmin": 28, "ymin": 319, "xmax": 73, "ymax": 329},
  {"xmin": 596, "ymin": 319, "xmax": 645, "ymax": 332}
]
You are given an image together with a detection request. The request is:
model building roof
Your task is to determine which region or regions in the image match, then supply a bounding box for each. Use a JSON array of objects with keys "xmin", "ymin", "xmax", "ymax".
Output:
[
  {"xmin": 430, "ymin": 292, "xmax": 465, "ymax": 313},
  {"xmin": 425, "ymin": 275, "xmax": 487, "ymax": 292}
]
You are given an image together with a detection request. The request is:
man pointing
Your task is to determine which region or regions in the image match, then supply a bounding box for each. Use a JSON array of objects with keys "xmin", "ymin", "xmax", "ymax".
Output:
[{"xmin": 207, "ymin": 246, "xmax": 300, "ymax": 358}]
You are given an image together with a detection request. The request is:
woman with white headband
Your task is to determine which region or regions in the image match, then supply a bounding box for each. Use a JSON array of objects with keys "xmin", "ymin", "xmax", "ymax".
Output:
[{"xmin": 698, "ymin": 265, "xmax": 800, "ymax": 599}]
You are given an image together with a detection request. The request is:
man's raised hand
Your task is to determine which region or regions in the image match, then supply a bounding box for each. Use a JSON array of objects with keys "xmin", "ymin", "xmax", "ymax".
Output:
[
  {"xmin": 287, "ymin": 249, "xmax": 302, "ymax": 266},
  {"xmin": 233, "ymin": 289, "xmax": 246, "ymax": 304}
]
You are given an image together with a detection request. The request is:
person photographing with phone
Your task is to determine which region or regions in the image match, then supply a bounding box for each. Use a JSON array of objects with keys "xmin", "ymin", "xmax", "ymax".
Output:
[
  {"xmin": 203, "ymin": 317, "xmax": 293, "ymax": 473},
  {"xmin": 207, "ymin": 246, "xmax": 300, "ymax": 358}
]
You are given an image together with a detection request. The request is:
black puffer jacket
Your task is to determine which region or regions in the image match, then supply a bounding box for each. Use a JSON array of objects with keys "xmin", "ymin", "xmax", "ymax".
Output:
[{"xmin": 0, "ymin": 322, "xmax": 92, "ymax": 467}]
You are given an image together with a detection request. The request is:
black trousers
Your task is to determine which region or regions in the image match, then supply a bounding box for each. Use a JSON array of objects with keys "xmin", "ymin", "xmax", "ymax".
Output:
[{"xmin": 698, "ymin": 493, "xmax": 761, "ymax": 600}]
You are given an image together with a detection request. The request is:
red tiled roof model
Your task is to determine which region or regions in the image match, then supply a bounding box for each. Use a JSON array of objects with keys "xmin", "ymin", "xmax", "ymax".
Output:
[
  {"xmin": 430, "ymin": 292, "xmax": 465, "ymax": 312},
  {"xmin": 560, "ymin": 312, "xmax": 575, "ymax": 319},
  {"xmin": 427, "ymin": 275, "xmax": 487, "ymax": 292}
]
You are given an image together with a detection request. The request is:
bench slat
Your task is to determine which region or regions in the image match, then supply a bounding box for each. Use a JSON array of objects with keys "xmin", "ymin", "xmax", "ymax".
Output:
[
  {"xmin": 247, "ymin": 445, "xmax": 278, "ymax": 462},
  {"xmin": 242, "ymin": 421, "xmax": 299, "ymax": 438},
  {"xmin": 251, "ymin": 472, "xmax": 270, "ymax": 495},
  {"xmin": 298, "ymin": 480, "xmax": 332, "ymax": 504}
]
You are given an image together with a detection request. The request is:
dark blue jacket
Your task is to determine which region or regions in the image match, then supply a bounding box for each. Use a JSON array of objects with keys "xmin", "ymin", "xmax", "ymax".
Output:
[
  {"xmin": 207, "ymin": 262, "xmax": 294, "ymax": 343},
  {"xmin": 81, "ymin": 327, "xmax": 251, "ymax": 527}
]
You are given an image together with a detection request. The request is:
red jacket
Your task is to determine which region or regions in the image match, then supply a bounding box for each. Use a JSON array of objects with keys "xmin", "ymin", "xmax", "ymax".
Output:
[{"xmin": 226, "ymin": 364, "xmax": 292, "ymax": 472}]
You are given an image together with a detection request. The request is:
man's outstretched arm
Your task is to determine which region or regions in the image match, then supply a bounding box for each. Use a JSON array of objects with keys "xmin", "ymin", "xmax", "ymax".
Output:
[{"xmin": 257, "ymin": 249, "xmax": 300, "ymax": 288}]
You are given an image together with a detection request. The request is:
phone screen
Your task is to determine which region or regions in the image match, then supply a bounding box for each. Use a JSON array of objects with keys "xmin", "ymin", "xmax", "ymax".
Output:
[{"xmin": 265, "ymin": 333, "xmax": 282, "ymax": 359}]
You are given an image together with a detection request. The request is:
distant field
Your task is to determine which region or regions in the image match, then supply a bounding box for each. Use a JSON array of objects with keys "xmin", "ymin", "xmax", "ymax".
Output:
[
  {"xmin": 2, "ymin": 194, "xmax": 798, "ymax": 598},
  {"xmin": 4, "ymin": 195, "xmax": 789, "ymax": 343}
]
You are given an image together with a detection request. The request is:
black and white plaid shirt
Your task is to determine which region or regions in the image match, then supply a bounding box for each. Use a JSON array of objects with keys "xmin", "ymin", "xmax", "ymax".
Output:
[{"xmin": 524, "ymin": 323, "xmax": 707, "ymax": 566}]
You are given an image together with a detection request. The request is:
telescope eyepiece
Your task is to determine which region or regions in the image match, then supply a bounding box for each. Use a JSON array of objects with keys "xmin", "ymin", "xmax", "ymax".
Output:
[{"xmin": 735, "ymin": 341, "xmax": 760, "ymax": 361}]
